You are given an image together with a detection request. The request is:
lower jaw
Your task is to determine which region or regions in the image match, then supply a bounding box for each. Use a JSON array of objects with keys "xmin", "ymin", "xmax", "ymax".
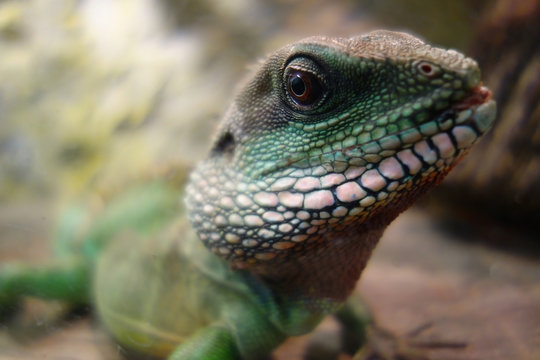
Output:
[
  {"xmin": 318, "ymin": 99, "xmax": 496, "ymax": 220},
  {"xmin": 414, "ymin": 99, "xmax": 496, "ymax": 166}
]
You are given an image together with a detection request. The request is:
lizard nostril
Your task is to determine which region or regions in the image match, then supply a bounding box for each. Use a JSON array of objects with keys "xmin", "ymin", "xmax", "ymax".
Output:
[{"xmin": 416, "ymin": 61, "xmax": 438, "ymax": 77}]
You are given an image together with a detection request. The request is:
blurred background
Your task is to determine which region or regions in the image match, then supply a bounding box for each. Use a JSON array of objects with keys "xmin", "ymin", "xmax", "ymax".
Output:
[{"xmin": 0, "ymin": 0, "xmax": 538, "ymax": 359}]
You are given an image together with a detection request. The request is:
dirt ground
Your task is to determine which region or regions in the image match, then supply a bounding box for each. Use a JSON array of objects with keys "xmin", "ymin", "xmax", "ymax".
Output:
[{"xmin": 0, "ymin": 202, "xmax": 539, "ymax": 360}]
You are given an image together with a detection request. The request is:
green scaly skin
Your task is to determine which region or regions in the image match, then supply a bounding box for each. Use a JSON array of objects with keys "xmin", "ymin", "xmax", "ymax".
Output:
[{"xmin": 0, "ymin": 31, "xmax": 496, "ymax": 359}]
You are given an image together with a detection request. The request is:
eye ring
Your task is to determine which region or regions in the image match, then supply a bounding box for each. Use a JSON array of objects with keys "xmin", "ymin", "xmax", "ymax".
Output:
[{"xmin": 283, "ymin": 55, "xmax": 328, "ymax": 111}]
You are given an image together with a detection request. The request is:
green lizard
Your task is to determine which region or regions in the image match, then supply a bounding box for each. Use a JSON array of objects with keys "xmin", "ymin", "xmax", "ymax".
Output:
[{"xmin": 0, "ymin": 30, "xmax": 495, "ymax": 359}]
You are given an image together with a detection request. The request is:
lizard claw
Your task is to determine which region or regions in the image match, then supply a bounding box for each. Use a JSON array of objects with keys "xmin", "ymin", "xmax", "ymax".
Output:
[{"xmin": 353, "ymin": 323, "xmax": 467, "ymax": 360}]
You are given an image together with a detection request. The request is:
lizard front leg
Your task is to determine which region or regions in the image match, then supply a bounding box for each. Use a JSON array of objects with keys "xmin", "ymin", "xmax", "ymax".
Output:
[
  {"xmin": 167, "ymin": 304, "xmax": 287, "ymax": 360},
  {"xmin": 334, "ymin": 294, "xmax": 467, "ymax": 360},
  {"xmin": 0, "ymin": 257, "xmax": 90, "ymax": 320}
]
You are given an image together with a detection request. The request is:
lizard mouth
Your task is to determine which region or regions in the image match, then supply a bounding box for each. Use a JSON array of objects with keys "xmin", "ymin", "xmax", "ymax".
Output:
[
  {"xmin": 453, "ymin": 85, "xmax": 492, "ymax": 111},
  {"xmin": 328, "ymin": 85, "xmax": 495, "ymax": 166},
  {"xmin": 452, "ymin": 85, "xmax": 493, "ymax": 111},
  {"xmin": 435, "ymin": 85, "xmax": 495, "ymax": 140},
  {"xmin": 448, "ymin": 85, "xmax": 494, "ymax": 131}
]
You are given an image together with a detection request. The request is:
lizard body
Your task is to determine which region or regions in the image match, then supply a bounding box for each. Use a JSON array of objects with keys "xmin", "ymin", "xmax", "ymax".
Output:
[{"xmin": 0, "ymin": 31, "xmax": 495, "ymax": 359}]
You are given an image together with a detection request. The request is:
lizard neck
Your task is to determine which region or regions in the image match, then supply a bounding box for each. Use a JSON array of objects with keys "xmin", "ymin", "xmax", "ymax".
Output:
[
  {"xmin": 247, "ymin": 183, "xmax": 432, "ymax": 305},
  {"xmin": 255, "ymin": 221, "xmax": 385, "ymax": 303},
  {"xmin": 186, "ymin": 155, "xmax": 452, "ymax": 304}
]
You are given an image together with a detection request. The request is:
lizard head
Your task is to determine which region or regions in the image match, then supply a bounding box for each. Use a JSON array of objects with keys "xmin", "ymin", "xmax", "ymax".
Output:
[{"xmin": 186, "ymin": 30, "xmax": 496, "ymax": 270}]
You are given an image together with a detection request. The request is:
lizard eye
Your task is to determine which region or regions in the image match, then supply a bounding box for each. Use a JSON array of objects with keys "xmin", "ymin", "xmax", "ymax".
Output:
[
  {"xmin": 283, "ymin": 57, "xmax": 327, "ymax": 111},
  {"xmin": 286, "ymin": 70, "xmax": 324, "ymax": 107}
]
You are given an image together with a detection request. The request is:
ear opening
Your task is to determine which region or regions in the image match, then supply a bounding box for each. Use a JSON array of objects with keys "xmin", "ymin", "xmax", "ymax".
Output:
[{"xmin": 211, "ymin": 131, "xmax": 235, "ymax": 159}]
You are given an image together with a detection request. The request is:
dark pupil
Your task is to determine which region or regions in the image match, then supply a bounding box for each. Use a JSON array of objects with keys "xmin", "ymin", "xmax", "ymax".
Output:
[
  {"xmin": 286, "ymin": 69, "xmax": 323, "ymax": 107},
  {"xmin": 290, "ymin": 76, "xmax": 306, "ymax": 96}
]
